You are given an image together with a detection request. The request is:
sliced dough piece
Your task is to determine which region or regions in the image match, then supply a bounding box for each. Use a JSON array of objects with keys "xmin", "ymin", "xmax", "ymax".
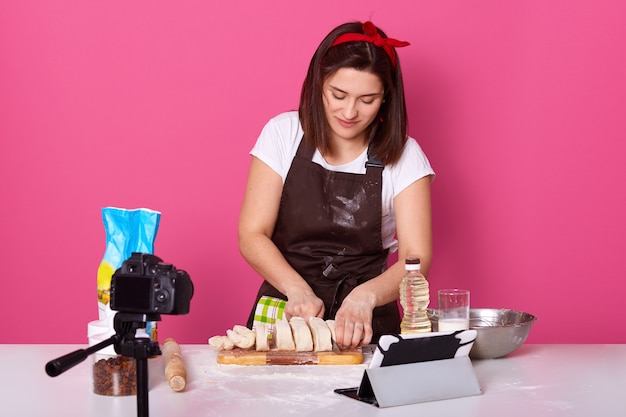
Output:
[
  {"xmin": 227, "ymin": 326, "xmax": 255, "ymax": 349},
  {"xmin": 274, "ymin": 319, "xmax": 295, "ymax": 351},
  {"xmin": 289, "ymin": 317, "xmax": 313, "ymax": 352},
  {"xmin": 233, "ymin": 325, "xmax": 256, "ymax": 347},
  {"xmin": 254, "ymin": 323, "xmax": 269, "ymax": 351},
  {"xmin": 208, "ymin": 335, "xmax": 234, "ymax": 350},
  {"xmin": 233, "ymin": 324, "xmax": 254, "ymax": 335},
  {"xmin": 226, "ymin": 329, "xmax": 242, "ymax": 345},
  {"xmin": 308, "ymin": 317, "xmax": 332, "ymax": 352},
  {"xmin": 326, "ymin": 319, "xmax": 337, "ymax": 343},
  {"xmin": 233, "ymin": 325, "xmax": 256, "ymax": 349}
]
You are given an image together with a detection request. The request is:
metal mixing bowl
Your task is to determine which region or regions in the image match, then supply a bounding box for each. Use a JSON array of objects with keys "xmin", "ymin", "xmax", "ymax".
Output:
[{"xmin": 428, "ymin": 308, "xmax": 538, "ymax": 359}]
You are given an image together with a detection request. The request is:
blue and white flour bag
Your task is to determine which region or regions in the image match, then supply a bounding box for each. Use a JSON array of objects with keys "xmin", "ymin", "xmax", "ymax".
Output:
[{"xmin": 88, "ymin": 207, "xmax": 161, "ymax": 352}]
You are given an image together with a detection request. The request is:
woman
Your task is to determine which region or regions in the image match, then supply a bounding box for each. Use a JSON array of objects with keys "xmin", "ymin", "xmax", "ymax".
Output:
[{"xmin": 239, "ymin": 21, "xmax": 434, "ymax": 347}]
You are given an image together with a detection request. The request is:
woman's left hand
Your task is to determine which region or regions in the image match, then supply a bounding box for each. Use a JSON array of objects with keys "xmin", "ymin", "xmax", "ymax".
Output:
[{"xmin": 333, "ymin": 288, "xmax": 376, "ymax": 348}]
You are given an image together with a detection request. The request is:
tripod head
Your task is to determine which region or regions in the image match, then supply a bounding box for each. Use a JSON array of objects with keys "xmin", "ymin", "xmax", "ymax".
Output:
[
  {"xmin": 45, "ymin": 312, "xmax": 162, "ymax": 377},
  {"xmin": 112, "ymin": 313, "xmax": 162, "ymax": 360}
]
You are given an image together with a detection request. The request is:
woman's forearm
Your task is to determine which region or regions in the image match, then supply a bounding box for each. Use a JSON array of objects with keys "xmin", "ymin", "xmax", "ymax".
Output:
[
  {"xmin": 353, "ymin": 249, "xmax": 432, "ymax": 308},
  {"xmin": 239, "ymin": 232, "xmax": 312, "ymax": 298}
]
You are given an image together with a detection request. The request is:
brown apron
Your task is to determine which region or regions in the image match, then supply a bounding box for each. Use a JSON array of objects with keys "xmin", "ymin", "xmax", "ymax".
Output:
[{"xmin": 247, "ymin": 139, "xmax": 400, "ymax": 342}]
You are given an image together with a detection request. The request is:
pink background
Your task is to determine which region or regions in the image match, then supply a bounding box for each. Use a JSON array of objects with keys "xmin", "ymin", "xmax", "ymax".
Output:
[{"xmin": 2, "ymin": 1, "xmax": 625, "ymax": 344}]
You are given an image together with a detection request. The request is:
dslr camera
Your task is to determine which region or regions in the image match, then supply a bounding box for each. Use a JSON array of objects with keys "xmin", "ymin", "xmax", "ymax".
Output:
[{"xmin": 110, "ymin": 252, "xmax": 193, "ymax": 315}]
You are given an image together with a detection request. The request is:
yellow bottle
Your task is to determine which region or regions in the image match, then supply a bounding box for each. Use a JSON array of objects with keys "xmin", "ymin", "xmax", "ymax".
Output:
[{"xmin": 399, "ymin": 258, "xmax": 432, "ymax": 334}]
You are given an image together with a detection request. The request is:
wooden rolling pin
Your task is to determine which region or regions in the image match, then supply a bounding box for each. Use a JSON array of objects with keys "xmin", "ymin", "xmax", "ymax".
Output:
[{"xmin": 162, "ymin": 338, "xmax": 187, "ymax": 392}]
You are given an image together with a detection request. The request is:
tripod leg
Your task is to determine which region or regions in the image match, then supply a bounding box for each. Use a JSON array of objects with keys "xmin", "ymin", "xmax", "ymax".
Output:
[{"xmin": 136, "ymin": 356, "xmax": 149, "ymax": 417}]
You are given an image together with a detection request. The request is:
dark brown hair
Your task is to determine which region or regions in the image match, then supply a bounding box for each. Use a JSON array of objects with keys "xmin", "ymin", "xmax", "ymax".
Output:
[{"xmin": 298, "ymin": 21, "xmax": 409, "ymax": 165}]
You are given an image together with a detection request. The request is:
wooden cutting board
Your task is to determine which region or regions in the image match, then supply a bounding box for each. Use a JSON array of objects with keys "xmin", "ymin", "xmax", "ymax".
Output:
[{"xmin": 217, "ymin": 347, "xmax": 363, "ymax": 365}]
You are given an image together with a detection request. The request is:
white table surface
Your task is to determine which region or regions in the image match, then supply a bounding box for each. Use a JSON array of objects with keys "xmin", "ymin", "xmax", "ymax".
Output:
[{"xmin": 1, "ymin": 343, "xmax": 624, "ymax": 417}]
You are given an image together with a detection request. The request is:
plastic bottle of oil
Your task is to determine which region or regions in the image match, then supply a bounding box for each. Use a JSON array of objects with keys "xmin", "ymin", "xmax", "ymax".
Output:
[{"xmin": 399, "ymin": 257, "xmax": 432, "ymax": 334}]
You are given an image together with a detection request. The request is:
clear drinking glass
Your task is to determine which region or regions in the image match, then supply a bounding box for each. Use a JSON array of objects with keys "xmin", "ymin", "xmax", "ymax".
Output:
[{"xmin": 437, "ymin": 289, "xmax": 470, "ymax": 331}]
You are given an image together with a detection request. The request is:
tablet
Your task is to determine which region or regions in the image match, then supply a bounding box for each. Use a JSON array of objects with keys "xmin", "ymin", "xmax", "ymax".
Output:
[{"xmin": 335, "ymin": 330, "xmax": 481, "ymax": 407}]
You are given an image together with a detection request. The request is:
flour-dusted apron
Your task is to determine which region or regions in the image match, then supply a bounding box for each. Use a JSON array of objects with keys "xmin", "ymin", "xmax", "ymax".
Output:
[{"xmin": 247, "ymin": 139, "xmax": 400, "ymax": 341}]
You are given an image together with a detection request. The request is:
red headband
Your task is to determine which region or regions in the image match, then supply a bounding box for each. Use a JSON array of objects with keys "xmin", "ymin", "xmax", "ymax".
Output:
[{"xmin": 331, "ymin": 21, "xmax": 410, "ymax": 68}]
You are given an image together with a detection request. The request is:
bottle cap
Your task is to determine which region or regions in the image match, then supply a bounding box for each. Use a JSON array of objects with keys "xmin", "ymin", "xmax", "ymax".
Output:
[{"xmin": 405, "ymin": 257, "xmax": 421, "ymax": 270}]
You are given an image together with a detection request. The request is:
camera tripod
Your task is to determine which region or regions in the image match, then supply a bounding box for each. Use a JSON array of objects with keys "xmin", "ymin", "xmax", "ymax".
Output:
[{"xmin": 46, "ymin": 312, "xmax": 162, "ymax": 417}]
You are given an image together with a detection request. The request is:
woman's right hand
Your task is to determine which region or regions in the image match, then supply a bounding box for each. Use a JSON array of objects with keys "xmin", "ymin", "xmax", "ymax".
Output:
[{"xmin": 284, "ymin": 287, "xmax": 325, "ymax": 322}]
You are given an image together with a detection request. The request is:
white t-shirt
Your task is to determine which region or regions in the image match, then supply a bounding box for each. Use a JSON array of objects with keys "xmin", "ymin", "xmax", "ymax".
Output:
[{"xmin": 250, "ymin": 111, "xmax": 435, "ymax": 253}]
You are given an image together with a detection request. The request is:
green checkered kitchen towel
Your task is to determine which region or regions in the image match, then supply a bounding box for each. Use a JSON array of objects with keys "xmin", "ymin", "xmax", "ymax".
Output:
[{"xmin": 253, "ymin": 296, "xmax": 286, "ymax": 333}]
